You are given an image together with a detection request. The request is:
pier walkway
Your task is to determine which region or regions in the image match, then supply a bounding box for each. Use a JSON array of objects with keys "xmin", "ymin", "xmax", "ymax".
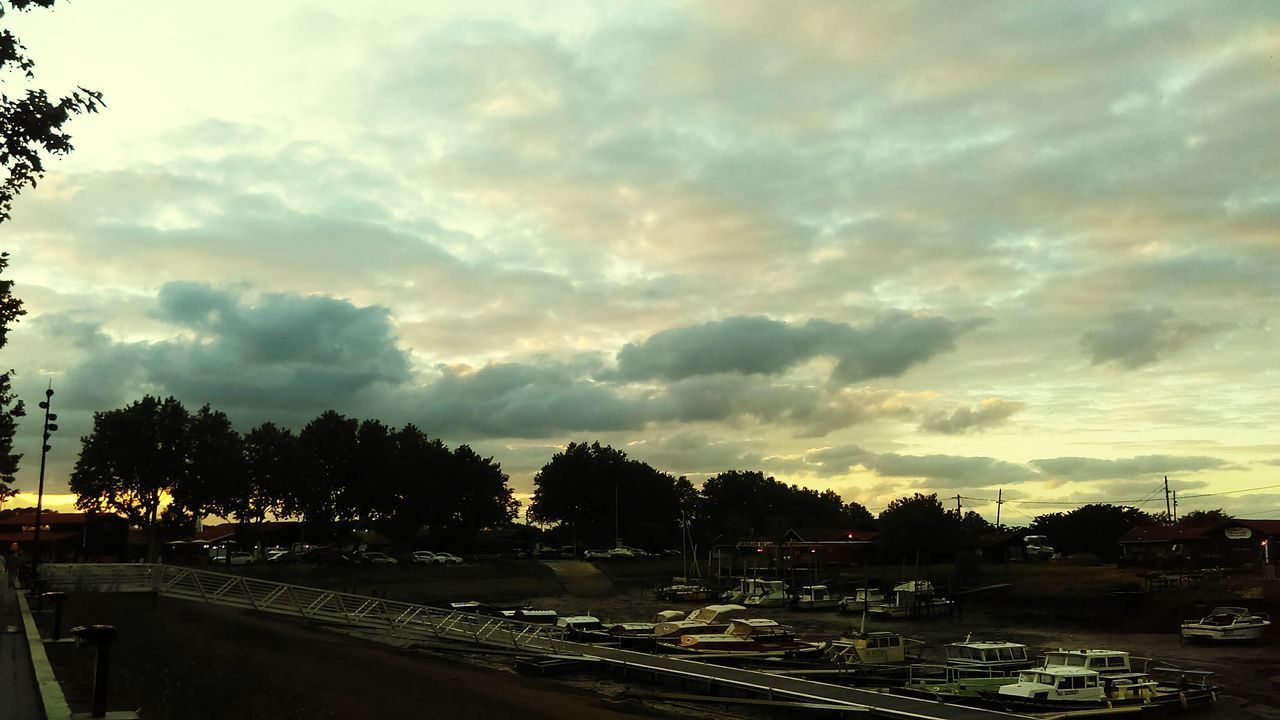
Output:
[{"xmin": 39, "ymin": 563, "xmax": 1028, "ymax": 720}]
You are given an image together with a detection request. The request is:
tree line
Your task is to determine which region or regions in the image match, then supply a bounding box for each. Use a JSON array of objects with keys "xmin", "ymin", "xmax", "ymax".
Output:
[{"xmin": 69, "ymin": 396, "xmax": 518, "ymax": 560}]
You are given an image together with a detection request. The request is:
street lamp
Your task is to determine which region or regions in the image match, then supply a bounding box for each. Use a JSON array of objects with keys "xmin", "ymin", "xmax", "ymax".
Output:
[{"xmin": 32, "ymin": 383, "xmax": 57, "ymax": 577}]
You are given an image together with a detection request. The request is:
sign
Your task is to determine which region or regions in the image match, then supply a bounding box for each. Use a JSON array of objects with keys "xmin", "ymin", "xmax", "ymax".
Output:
[{"xmin": 1224, "ymin": 527, "xmax": 1252, "ymax": 540}]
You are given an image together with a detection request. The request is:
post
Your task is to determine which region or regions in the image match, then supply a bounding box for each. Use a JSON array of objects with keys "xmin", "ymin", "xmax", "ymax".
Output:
[
  {"xmin": 32, "ymin": 384, "xmax": 57, "ymax": 580},
  {"xmin": 43, "ymin": 591, "xmax": 67, "ymax": 640},
  {"xmin": 72, "ymin": 624, "xmax": 119, "ymax": 719},
  {"xmin": 1164, "ymin": 475, "xmax": 1171, "ymax": 521},
  {"xmin": 996, "ymin": 489, "xmax": 1003, "ymax": 530}
]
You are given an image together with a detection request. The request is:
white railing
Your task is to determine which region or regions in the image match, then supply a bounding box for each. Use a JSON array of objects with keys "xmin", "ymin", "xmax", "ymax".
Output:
[{"xmin": 37, "ymin": 563, "xmax": 571, "ymax": 653}]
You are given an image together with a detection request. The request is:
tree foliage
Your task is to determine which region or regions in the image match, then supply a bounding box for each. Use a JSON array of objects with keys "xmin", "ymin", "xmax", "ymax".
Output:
[
  {"xmin": 69, "ymin": 395, "xmax": 190, "ymax": 560},
  {"xmin": 0, "ymin": 252, "xmax": 22, "ymax": 502},
  {"xmin": 696, "ymin": 470, "xmax": 857, "ymax": 540},
  {"xmin": 1030, "ymin": 504, "xmax": 1151, "ymax": 561},
  {"xmin": 530, "ymin": 442, "xmax": 682, "ymax": 548},
  {"xmin": 877, "ymin": 493, "xmax": 958, "ymax": 563},
  {"xmin": 1178, "ymin": 508, "xmax": 1232, "ymax": 527},
  {"xmin": 1, "ymin": 0, "xmax": 104, "ymax": 221}
]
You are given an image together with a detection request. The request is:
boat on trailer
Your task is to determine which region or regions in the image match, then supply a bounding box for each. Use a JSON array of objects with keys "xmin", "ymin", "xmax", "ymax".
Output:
[
  {"xmin": 1181, "ymin": 606, "xmax": 1271, "ymax": 643},
  {"xmin": 867, "ymin": 580, "xmax": 954, "ymax": 618}
]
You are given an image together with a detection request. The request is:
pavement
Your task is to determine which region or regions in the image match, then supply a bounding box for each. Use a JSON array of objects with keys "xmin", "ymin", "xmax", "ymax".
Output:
[
  {"xmin": 0, "ymin": 571, "xmax": 43, "ymax": 720},
  {"xmin": 539, "ymin": 560, "xmax": 617, "ymax": 598}
]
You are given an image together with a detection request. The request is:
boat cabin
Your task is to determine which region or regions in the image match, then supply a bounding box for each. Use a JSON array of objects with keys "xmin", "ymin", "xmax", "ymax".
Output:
[
  {"xmin": 687, "ymin": 604, "xmax": 747, "ymax": 624},
  {"xmin": 830, "ymin": 630, "xmax": 906, "ymax": 664},
  {"xmin": 556, "ymin": 615, "xmax": 605, "ymax": 632},
  {"xmin": 743, "ymin": 580, "xmax": 789, "ymax": 607},
  {"xmin": 944, "ymin": 640, "xmax": 1032, "ymax": 671},
  {"xmin": 1043, "ymin": 649, "xmax": 1132, "ymax": 675}
]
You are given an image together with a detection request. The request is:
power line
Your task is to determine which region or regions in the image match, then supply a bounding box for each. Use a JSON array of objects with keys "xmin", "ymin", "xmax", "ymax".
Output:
[{"xmin": 1178, "ymin": 482, "xmax": 1280, "ymax": 499}]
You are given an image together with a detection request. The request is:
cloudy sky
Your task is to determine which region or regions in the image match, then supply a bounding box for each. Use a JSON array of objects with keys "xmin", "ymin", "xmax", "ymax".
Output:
[{"xmin": 4, "ymin": 1, "xmax": 1278, "ymax": 522}]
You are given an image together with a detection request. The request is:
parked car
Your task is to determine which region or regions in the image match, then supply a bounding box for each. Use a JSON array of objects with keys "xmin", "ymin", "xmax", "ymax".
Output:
[
  {"xmin": 582, "ymin": 548, "xmax": 611, "ymax": 560},
  {"xmin": 433, "ymin": 552, "xmax": 464, "ymax": 565},
  {"xmin": 210, "ymin": 551, "xmax": 255, "ymax": 566},
  {"xmin": 358, "ymin": 551, "xmax": 399, "ymax": 566},
  {"xmin": 412, "ymin": 550, "xmax": 441, "ymax": 565}
]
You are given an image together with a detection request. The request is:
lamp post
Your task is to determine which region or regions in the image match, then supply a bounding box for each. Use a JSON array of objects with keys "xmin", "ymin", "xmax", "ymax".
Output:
[{"xmin": 32, "ymin": 383, "xmax": 58, "ymax": 578}]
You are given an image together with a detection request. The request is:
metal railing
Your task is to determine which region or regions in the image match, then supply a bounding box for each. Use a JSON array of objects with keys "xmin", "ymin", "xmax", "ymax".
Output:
[{"xmin": 37, "ymin": 563, "xmax": 571, "ymax": 653}]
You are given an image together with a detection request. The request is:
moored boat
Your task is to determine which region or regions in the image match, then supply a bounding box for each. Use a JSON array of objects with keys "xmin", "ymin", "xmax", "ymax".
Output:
[
  {"xmin": 676, "ymin": 618, "xmax": 826, "ymax": 657},
  {"xmin": 795, "ymin": 584, "xmax": 842, "ymax": 610},
  {"xmin": 1181, "ymin": 606, "xmax": 1271, "ymax": 643}
]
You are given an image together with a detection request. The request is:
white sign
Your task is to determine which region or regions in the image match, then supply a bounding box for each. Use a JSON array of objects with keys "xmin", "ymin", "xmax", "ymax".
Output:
[{"xmin": 1223, "ymin": 527, "xmax": 1252, "ymax": 540}]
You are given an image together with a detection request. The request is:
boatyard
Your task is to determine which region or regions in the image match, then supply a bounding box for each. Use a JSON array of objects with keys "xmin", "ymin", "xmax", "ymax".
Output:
[{"xmin": 16, "ymin": 558, "xmax": 1278, "ymax": 720}]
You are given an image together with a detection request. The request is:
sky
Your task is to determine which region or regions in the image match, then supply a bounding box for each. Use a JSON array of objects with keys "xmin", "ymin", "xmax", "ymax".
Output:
[{"xmin": 3, "ymin": 1, "xmax": 1279, "ymax": 523}]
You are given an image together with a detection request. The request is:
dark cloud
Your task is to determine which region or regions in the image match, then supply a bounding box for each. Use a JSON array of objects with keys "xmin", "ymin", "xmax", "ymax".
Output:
[
  {"xmin": 806, "ymin": 444, "xmax": 1038, "ymax": 486},
  {"xmin": 43, "ymin": 283, "xmax": 410, "ymax": 414},
  {"xmin": 1080, "ymin": 308, "xmax": 1226, "ymax": 369},
  {"xmin": 920, "ymin": 398, "xmax": 1024, "ymax": 434},
  {"xmin": 614, "ymin": 312, "xmax": 983, "ymax": 384},
  {"xmin": 410, "ymin": 360, "xmax": 649, "ymax": 439},
  {"xmin": 1030, "ymin": 454, "xmax": 1229, "ymax": 481}
]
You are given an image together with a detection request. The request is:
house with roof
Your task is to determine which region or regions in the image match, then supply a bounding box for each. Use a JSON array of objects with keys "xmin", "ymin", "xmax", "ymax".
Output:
[
  {"xmin": 734, "ymin": 527, "xmax": 879, "ymax": 569},
  {"xmin": 0, "ymin": 511, "xmax": 129, "ymax": 562},
  {"xmin": 1119, "ymin": 519, "xmax": 1279, "ymax": 567}
]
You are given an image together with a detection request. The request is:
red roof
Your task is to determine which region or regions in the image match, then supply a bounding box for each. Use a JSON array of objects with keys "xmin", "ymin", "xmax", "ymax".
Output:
[{"xmin": 1237, "ymin": 520, "xmax": 1280, "ymax": 536}]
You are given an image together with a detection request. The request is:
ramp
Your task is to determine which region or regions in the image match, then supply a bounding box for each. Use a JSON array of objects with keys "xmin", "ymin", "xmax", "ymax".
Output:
[{"xmin": 539, "ymin": 559, "xmax": 616, "ymax": 597}]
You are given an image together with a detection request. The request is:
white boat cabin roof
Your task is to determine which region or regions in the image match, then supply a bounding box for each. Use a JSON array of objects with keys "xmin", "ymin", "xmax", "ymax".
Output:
[
  {"xmin": 731, "ymin": 618, "xmax": 782, "ymax": 628},
  {"xmin": 557, "ymin": 615, "xmax": 602, "ymax": 626},
  {"xmin": 947, "ymin": 640, "xmax": 1025, "ymax": 651}
]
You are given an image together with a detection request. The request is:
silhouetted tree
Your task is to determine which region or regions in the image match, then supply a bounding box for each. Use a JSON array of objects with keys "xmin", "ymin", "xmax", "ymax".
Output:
[
  {"xmin": 843, "ymin": 500, "xmax": 877, "ymax": 530},
  {"xmin": 172, "ymin": 404, "xmax": 244, "ymax": 523},
  {"xmin": 1030, "ymin": 504, "xmax": 1151, "ymax": 561},
  {"xmin": 375, "ymin": 424, "xmax": 452, "ymax": 544},
  {"xmin": 960, "ymin": 510, "xmax": 994, "ymax": 533},
  {"xmin": 877, "ymin": 493, "xmax": 959, "ymax": 563},
  {"xmin": 1179, "ymin": 509, "xmax": 1232, "ymax": 527},
  {"xmin": 70, "ymin": 395, "xmax": 190, "ymax": 561},
  {"xmin": 290, "ymin": 410, "xmax": 359, "ymax": 536},
  {"xmin": 696, "ymin": 470, "xmax": 851, "ymax": 540},
  {"xmin": 233, "ymin": 421, "xmax": 299, "ymax": 539},
  {"xmin": 531, "ymin": 442, "xmax": 681, "ymax": 548},
  {"xmin": 0, "ymin": 253, "xmax": 23, "ymax": 503},
  {"xmin": 446, "ymin": 444, "xmax": 518, "ymax": 540}
]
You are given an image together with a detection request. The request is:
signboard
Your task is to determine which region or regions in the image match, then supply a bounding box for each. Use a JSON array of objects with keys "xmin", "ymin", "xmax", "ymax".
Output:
[{"xmin": 1223, "ymin": 527, "xmax": 1252, "ymax": 540}]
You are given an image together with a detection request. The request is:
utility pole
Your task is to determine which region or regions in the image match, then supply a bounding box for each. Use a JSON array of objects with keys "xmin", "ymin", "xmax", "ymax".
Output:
[
  {"xmin": 1172, "ymin": 491, "xmax": 1178, "ymax": 523},
  {"xmin": 1164, "ymin": 475, "xmax": 1172, "ymax": 522},
  {"xmin": 996, "ymin": 489, "xmax": 1003, "ymax": 530},
  {"xmin": 955, "ymin": 494, "xmax": 962, "ymax": 515}
]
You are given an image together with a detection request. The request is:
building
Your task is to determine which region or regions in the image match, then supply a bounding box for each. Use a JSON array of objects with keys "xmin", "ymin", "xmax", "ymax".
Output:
[
  {"xmin": 0, "ymin": 511, "xmax": 130, "ymax": 562},
  {"xmin": 1118, "ymin": 519, "xmax": 1279, "ymax": 567}
]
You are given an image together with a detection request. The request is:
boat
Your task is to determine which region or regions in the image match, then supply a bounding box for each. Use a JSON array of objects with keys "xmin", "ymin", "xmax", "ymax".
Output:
[
  {"xmin": 943, "ymin": 638, "xmax": 1035, "ymax": 673},
  {"xmin": 1181, "ymin": 606, "xmax": 1271, "ymax": 643},
  {"xmin": 676, "ymin": 619, "xmax": 826, "ymax": 657},
  {"xmin": 826, "ymin": 630, "xmax": 909, "ymax": 665},
  {"xmin": 867, "ymin": 580, "xmax": 954, "ymax": 619},
  {"xmin": 654, "ymin": 583, "xmax": 718, "ymax": 602},
  {"xmin": 686, "ymin": 604, "xmax": 747, "ymax": 624},
  {"xmin": 743, "ymin": 580, "xmax": 789, "ymax": 608},
  {"xmin": 838, "ymin": 587, "xmax": 885, "ymax": 612},
  {"xmin": 722, "ymin": 578, "xmax": 788, "ymax": 607},
  {"xmin": 982, "ymin": 666, "xmax": 1158, "ymax": 710},
  {"xmin": 1042, "ymin": 648, "xmax": 1135, "ymax": 675},
  {"xmin": 897, "ymin": 638, "xmax": 1035, "ymax": 700},
  {"xmin": 555, "ymin": 615, "xmax": 613, "ymax": 642},
  {"xmin": 794, "ymin": 584, "xmax": 842, "ymax": 610}
]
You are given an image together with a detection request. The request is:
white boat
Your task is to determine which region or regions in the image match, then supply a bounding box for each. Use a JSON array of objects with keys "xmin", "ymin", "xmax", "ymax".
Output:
[
  {"xmin": 867, "ymin": 580, "xmax": 953, "ymax": 618},
  {"xmin": 1181, "ymin": 606, "xmax": 1271, "ymax": 643},
  {"xmin": 1042, "ymin": 648, "xmax": 1134, "ymax": 675},
  {"xmin": 943, "ymin": 638, "xmax": 1034, "ymax": 673},
  {"xmin": 743, "ymin": 579, "xmax": 789, "ymax": 608},
  {"xmin": 988, "ymin": 666, "xmax": 1159, "ymax": 709},
  {"xmin": 795, "ymin": 584, "xmax": 842, "ymax": 610},
  {"xmin": 838, "ymin": 587, "xmax": 885, "ymax": 612}
]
